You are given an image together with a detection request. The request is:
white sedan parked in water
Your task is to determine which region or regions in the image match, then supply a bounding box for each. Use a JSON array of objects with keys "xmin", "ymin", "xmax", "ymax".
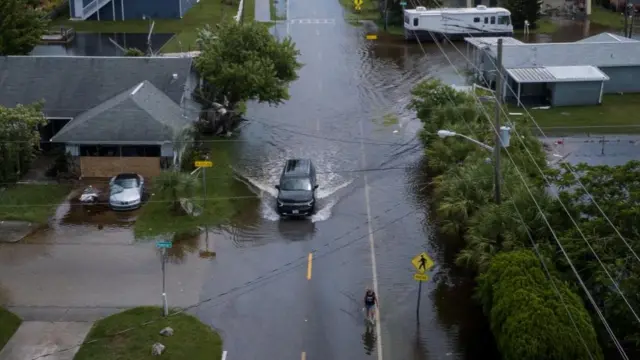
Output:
[{"xmin": 109, "ymin": 173, "xmax": 144, "ymax": 211}]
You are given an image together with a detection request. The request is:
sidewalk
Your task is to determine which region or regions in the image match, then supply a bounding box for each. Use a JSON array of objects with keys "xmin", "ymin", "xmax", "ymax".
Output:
[{"xmin": 0, "ymin": 322, "xmax": 92, "ymax": 360}]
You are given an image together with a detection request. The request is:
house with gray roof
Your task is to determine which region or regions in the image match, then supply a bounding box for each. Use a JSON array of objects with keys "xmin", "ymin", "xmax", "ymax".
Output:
[
  {"xmin": 0, "ymin": 55, "xmax": 197, "ymax": 178},
  {"xmin": 464, "ymin": 33, "xmax": 640, "ymax": 107}
]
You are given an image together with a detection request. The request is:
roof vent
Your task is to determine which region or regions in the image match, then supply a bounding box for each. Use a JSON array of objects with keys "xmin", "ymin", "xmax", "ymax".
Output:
[
  {"xmin": 416, "ymin": 6, "xmax": 427, "ymax": 11},
  {"xmin": 476, "ymin": 5, "xmax": 487, "ymax": 9}
]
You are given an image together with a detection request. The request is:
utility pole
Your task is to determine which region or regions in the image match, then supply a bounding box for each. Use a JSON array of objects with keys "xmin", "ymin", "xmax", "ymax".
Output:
[
  {"xmin": 383, "ymin": 0, "xmax": 388, "ymax": 31},
  {"xmin": 624, "ymin": 5, "xmax": 630, "ymax": 38},
  {"xmin": 629, "ymin": 4, "xmax": 635, "ymax": 38},
  {"xmin": 493, "ymin": 38, "xmax": 503, "ymax": 205},
  {"xmin": 161, "ymin": 247, "xmax": 168, "ymax": 316}
]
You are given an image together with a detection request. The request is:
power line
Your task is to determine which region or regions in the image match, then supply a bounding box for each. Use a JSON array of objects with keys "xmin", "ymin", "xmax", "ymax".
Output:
[
  {"xmin": 29, "ymin": 202, "xmax": 417, "ymax": 360},
  {"xmin": 438, "ymin": 22, "xmax": 640, "ymax": 328},
  {"xmin": 448, "ymin": 26, "xmax": 640, "ymax": 268},
  {"xmin": 404, "ymin": 2, "xmax": 626, "ymax": 357}
]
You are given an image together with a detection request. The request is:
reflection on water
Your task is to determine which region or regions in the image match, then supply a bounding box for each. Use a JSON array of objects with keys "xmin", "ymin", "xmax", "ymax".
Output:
[
  {"xmin": 362, "ymin": 325, "xmax": 376, "ymax": 355},
  {"xmin": 31, "ymin": 33, "xmax": 174, "ymax": 56},
  {"xmin": 23, "ymin": 189, "xmax": 137, "ymax": 245}
]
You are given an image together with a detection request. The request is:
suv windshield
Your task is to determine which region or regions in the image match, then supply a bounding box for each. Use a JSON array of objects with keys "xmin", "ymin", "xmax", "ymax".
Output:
[
  {"xmin": 113, "ymin": 178, "xmax": 139, "ymax": 189},
  {"xmin": 281, "ymin": 178, "xmax": 312, "ymax": 191}
]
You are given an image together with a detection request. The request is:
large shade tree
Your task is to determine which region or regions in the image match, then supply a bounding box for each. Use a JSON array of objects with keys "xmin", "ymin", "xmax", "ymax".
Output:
[
  {"xmin": 0, "ymin": 0, "xmax": 49, "ymax": 55},
  {"xmin": 194, "ymin": 21, "xmax": 302, "ymax": 134},
  {"xmin": 0, "ymin": 104, "xmax": 47, "ymax": 183}
]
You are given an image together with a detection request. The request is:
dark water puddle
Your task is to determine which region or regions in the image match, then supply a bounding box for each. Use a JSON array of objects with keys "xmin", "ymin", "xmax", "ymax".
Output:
[{"xmin": 31, "ymin": 32, "xmax": 174, "ymax": 56}]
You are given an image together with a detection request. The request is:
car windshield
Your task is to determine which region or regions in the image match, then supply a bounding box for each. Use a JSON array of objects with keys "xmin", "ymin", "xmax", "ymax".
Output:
[
  {"xmin": 281, "ymin": 178, "xmax": 312, "ymax": 191},
  {"xmin": 113, "ymin": 178, "xmax": 138, "ymax": 189}
]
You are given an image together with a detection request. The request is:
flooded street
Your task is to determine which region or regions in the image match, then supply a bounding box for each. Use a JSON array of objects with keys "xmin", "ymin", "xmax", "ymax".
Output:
[
  {"xmin": 2, "ymin": 3, "xmax": 635, "ymax": 359},
  {"xmin": 194, "ymin": 1, "xmax": 497, "ymax": 359}
]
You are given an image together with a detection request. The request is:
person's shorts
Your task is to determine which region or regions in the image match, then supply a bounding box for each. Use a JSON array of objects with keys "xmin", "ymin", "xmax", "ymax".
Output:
[{"xmin": 365, "ymin": 303, "xmax": 375, "ymax": 310}]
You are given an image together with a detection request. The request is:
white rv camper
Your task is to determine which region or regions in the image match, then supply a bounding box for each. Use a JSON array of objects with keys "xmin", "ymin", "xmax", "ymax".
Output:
[{"xmin": 403, "ymin": 5, "xmax": 513, "ymax": 42}]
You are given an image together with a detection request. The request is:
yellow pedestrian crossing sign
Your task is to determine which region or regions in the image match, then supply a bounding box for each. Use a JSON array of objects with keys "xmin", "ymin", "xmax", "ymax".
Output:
[
  {"xmin": 414, "ymin": 273, "xmax": 429, "ymax": 281},
  {"xmin": 412, "ymin": 252, "xmax": 434, "ymax": 274},
  {"xmin": 354, "ymin": 0, "xmax": 363, "ymax": 11}
]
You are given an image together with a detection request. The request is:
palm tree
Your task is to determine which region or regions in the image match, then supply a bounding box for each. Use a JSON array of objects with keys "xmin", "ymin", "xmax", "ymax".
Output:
[{"xmin": 153, "ymin": 170, "xmax": 199, "ymax": 213}]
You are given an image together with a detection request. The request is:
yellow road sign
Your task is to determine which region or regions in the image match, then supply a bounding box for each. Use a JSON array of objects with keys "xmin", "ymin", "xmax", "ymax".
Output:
[
  {"xmin": 414, "ymin": 273, "xmax": 429, "ymax": 281},
  {"xmin": 354, "ymin": 0, "xmax": 363, "ymax": 10},
  {"xmin": 365, "ymin": 34, "xmax": 377, "ymax": 40},
  {"xmin": 195, "ymin": 160, "xmax": 213, "ymax": 168},
  {"xmin": 412, "ymin": 252, "xmax": 434, "ymax": 274}
]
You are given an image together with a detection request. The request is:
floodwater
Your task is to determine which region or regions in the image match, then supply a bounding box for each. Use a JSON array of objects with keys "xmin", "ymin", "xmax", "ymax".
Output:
[
  {"xmin": 194, "ymin": 4, "xmax": 500, "ymax": 360},
  {"xmin": 30, "ymin": 32, "xmax": 174, "ymax": 56},
  {"xmin": 3, "ymin": 5, "xmax": 634, "ymax": 359}
]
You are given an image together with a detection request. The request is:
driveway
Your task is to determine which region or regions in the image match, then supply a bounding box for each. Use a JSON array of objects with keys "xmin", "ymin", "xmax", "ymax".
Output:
[{"xmin": 0, "ymin": 196, "xmax": 210, "ymax": 322}]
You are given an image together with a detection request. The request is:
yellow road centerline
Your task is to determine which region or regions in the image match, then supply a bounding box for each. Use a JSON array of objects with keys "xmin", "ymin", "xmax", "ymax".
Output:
[{"xmin": 307, "ymin": 253, "xmax": 313, "ymax": 280}]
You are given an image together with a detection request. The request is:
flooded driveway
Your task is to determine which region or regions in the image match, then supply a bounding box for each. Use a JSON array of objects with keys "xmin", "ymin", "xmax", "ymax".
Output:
[
  {"xmin": 195, "ymin": 1, "xmax": 496, "ymax": 359},
  {"xmin": 0, "ymin": 190, "xmax": 209, "ymax": 320}
]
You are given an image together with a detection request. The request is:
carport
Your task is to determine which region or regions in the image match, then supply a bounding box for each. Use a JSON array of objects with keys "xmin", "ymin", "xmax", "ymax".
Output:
[{"xmin": 505, "ymin": 65, "xmax": 610, "ymax": 107}]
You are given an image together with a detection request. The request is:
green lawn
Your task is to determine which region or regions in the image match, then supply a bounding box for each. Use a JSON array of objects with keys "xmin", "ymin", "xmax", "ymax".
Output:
[
  {"xmin": 243, "ymin": 0, "xmax": 256, "ymax": 22},
  {"xmin": 50, "ymin": 0, "xmax": 240, "ymax": 53},
  {"xmin": 589, "ymin": 6, "xmax": 625, "ymax": 29},
  {"xmin": 0, "ymin": 184, "xmax": 71, "ymax": 224},
  {"xmin": 74, "ymin": 307, "xmax": 222, "ymax": 360},
  {"xmin": 0, "ymin": 307, "xmax": 21, "ymax": 352},
  {"xmin": 514, "ymin": 18, "xmax": 558, "ymax": 35},
  {"xmin": 515, "ymin": 94, "xmax": 640, "ymax": 133},
  {"xmin": 134, "ymin": 142, "xmax": 259, "ymax": 239}
]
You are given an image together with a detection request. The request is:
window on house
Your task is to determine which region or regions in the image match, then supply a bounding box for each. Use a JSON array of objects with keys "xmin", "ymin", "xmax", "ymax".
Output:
[
  {"xmin": 79, "ymin": 145, "xmax": 119, "ymax": 157},
  {"xmin": 484, "ymin": 17, "xmax": 488, "ymax": 24},
  {"xmin": 121, "ymin": 146, "xmax": 161, "ymax": 157},
  {"xmin": 490, "ymin": 16, "xmax": 496, "ymax": 24},
  {"xmin": 473, "ymin": 17, "xmax": 480, "ymax": 23},
  {"xmin": 498, "ymin": 15, "xmax": 510, "ymax": 25},
  {"xmin": 413, "ymin": 17, "xmax": 419, "ymax": 26}
]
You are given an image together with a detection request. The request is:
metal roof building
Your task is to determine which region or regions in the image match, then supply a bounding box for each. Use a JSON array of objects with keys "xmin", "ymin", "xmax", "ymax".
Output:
[{"xmin": 464, "ymin": 33, "xmax": 640, "ymax": 107}]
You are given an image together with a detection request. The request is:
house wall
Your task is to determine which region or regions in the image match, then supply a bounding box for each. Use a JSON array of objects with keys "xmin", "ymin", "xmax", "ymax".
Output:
[
  {"xmin": 92, "ymin": 0, "xmax": 180, "ymax": 20},
  {"xmin": 179, "ymin": 0, "xmax": 198, "ymax": 17},
  {"xmin": 551, "ymin": 81, "xmax": 603, "ymax": 107},
  {"xmin": 80, "ymin": 156, "xmax": 161, "ymax": 178},
  {"xmin": 599, "ymin": 66, "xmax": 640, "ymax": 93}
]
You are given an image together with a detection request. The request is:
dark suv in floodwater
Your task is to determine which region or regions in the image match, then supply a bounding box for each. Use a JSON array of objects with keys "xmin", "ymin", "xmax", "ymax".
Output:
[{"xmin": 275, "ymin": 159, "xmax": 318, "ymax": 217}]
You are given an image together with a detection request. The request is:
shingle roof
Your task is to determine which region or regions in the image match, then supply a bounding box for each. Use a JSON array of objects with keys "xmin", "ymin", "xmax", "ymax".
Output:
[
  {"xmin": 489, "ymin": 39, "xmax": 640, "ymax": 68},
  {"xmin": 576, "ymin": 32, "xmax": 638, "ymax": 43},
  {"xmin": 50, "ymin": 81, "xmax": 192, "ymax": 144},
  {"xmin": 0, "ymin": 56, "xmax": 193, "ymax": 118}
]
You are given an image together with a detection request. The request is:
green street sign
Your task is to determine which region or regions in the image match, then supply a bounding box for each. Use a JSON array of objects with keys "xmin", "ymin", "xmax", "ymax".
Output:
[
  {"xmin": 156, "ymin": 241, "xmax": 172, "ymax": 249},
  {"xmin": 400, "ymin": 1, "xmax": 407, "ymax": 5}
]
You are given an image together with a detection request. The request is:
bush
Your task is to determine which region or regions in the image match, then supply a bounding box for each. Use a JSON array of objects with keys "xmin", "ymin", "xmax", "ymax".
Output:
[{"xmin": 477, "ymin": 250, "xmax": 603, "ymax": 360}]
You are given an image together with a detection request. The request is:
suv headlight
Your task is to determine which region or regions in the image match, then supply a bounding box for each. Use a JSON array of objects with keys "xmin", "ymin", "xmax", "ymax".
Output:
[
  {"xmin": 304, "ymin": 200, "xmax": 314, "ymax": 206},
  {"xmin": 277, "ymin": 200, "xmax": 284, "ymax": 207}
]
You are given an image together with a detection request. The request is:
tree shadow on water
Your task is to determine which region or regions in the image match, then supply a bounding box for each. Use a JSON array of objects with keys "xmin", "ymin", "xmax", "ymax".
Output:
[{"xmin": 166, "ymin": 229, "xmax": 201, "ymax": 264}]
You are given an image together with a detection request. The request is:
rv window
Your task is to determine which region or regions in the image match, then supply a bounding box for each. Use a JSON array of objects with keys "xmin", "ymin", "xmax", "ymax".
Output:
[
  {"xmin": 413, "ymin": 17, "xmax": 419, "ymax": 26},
  {"xmin": 490, "ymin": 16, "xmax": 495, "ymax": 24},
  {"xmin": 498, "ymin": 15, "xmax": 510, "ymax": 25},
  {"xmin": 484, "ymin": 17, "xmax": 488, "ymax": 24},
  {"xmin": 473, "ymin": 17, "xmax": 480, "ymax": 23}
]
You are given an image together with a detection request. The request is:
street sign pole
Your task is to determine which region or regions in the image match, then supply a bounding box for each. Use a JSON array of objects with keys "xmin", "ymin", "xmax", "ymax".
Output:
[
  {"xmin": 416, "ymin": 280, "xmax": 422, "ymax": 322},
  {"xmin": 161, "ymin": 247, "xmax": 168, "ymax": 316},
  {"xmin": 411, "ymin": 251, "xmax": 434, "ymax": 323}
]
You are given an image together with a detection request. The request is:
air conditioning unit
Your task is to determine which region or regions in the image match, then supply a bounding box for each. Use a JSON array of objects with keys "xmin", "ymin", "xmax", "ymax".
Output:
[{"xmin": 416, "ymin": 6, "xmax": 427, "ymax": 11}]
